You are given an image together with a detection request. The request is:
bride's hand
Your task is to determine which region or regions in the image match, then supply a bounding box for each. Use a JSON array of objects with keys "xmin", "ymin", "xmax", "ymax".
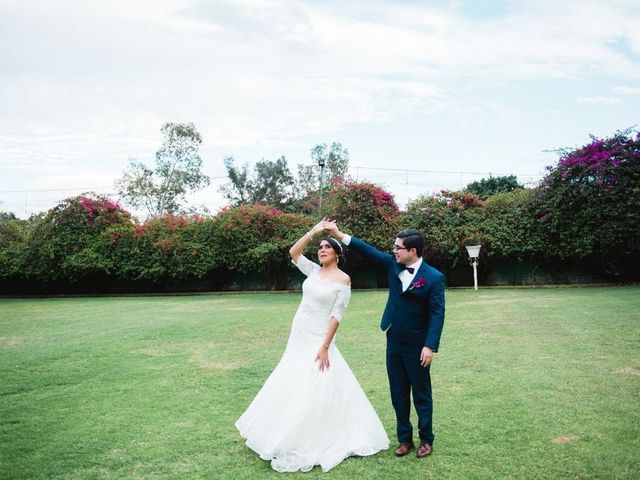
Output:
[
  {"xmin": 322, "ymin": 219, "xmax": 338, "ymax": 235},
  {"xmin": 315, "ymin": 346, "xmax": 330, "ymax": 371},
  {"xmin": 311, "ymin": 217, "xmax": 330, "ymax": 236}
]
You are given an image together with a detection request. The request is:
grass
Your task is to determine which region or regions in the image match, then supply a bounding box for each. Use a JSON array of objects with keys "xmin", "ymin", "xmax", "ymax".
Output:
[{"xmin": 1, "ymin": 286, "xmax": 639, "ymax": 479}]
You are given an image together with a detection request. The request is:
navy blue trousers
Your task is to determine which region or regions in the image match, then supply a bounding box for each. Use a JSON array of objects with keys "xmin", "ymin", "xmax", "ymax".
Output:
[{"xmin": 386, "ymin": 342, "xmax": 434, "ymax": 445}]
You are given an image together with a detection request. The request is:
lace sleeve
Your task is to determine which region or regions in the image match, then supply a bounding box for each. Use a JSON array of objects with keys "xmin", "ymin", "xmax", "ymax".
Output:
[
  {"xmin": 292, "ymin": 254, "xmax": 320, "ymax": 277},
  {"xmin": 330, "ymin": 285, "xmax": 351, "ymax": 323}
]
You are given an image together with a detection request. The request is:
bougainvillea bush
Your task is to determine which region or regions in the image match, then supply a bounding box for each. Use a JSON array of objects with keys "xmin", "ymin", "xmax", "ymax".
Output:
[
  {"xmin": 106, "ymin": 213, "xmax": 219, "ymax": 282},
  {"xmin": 533, "ymin": 129, "xmax": 640, "ymax": 275},
  {"xmin": 322, "ymin": 180, "xmax": 401, "ymax": 251},
  {"xmin": 23, "ymin": 193, "xmax": 133, "ymax": 283},
  {"xmin": 213, "ymin": 204, "xmax": 312, "ymax": 289},
  {"xmin": 402, "ymin": 190, "xmax": 485, "ymax": 268},
  {"xmin": 0, "ymin": 218, "xmax": 29, "ymax": 281},
  {"xmin": 480, "ymin": 189, "xmax": 546, "ymax": 261}
]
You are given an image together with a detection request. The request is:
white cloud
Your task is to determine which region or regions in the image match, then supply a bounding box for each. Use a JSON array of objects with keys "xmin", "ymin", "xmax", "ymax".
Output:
[
  {"xmin": 3, "ymin": 1, "xmax": 640, "ymax": 140},
  {"xmin": 576, "ymin": 96, "xmax": 622, "ymax": 106},
  {"xmin": 612, "ymin": 86, "xmax": 640, "ymax": 95}
]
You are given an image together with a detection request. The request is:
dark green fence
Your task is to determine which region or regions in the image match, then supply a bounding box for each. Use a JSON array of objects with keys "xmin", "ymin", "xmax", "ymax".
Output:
[{"xmin": 1, "ymin": 256, "xmax": 637, "ymax": 295}]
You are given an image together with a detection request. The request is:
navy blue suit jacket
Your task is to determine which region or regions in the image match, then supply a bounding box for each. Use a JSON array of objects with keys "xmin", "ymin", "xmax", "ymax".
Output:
[{"xmin": 348, "ymin": 237, "xmax": 445, "ymax": 351}]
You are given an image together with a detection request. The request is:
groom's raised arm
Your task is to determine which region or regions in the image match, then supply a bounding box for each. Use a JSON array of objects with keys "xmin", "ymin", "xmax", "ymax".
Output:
[{"xmin": 324, "ymin": 222, "xmax": 392, "ymax": 268}]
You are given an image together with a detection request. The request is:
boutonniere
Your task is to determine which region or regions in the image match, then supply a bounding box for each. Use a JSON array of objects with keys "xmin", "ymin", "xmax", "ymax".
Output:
[{"xmin": 410, "ymin": 277, "xmax": 426, "ymax": 290}]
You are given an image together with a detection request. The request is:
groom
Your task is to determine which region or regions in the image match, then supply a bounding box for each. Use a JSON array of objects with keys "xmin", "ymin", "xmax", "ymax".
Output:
[{"xmin": 324, "ymin": 222, "xmax": 445, "ymax": 458}]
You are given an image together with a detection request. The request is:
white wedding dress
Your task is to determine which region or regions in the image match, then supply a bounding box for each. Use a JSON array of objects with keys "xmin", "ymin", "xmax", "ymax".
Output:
[{"xmin": 235, "ymin": 255, "xmax": 389, "ymax": 473}]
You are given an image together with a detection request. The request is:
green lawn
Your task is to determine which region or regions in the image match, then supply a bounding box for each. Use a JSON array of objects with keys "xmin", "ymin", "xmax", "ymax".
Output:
[{"xmin": 1, "ymin": 287, "xmax": 639, "ymax": 479}]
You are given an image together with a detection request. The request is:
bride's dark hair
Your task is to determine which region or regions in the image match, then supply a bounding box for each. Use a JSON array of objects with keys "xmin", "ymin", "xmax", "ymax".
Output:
[{"xmin": 320, "ymin": 236, "xmax": 346, "ymax": 268}]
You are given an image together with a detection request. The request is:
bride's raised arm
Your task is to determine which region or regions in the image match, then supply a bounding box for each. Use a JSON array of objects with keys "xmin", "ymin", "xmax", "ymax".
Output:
[{"xmin": 289, "ymin": 217, "xmax": 329, "ymax": 262}]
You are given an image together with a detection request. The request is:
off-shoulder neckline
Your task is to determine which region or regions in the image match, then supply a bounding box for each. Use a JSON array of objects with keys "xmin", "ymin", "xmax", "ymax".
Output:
[
  {"xmin": 296, "ymin": 255, "xmax": 350, "ymax": 288},
  {"xmin": 313, "ymin": 271, "xmax": 351, "ymax": 288}
]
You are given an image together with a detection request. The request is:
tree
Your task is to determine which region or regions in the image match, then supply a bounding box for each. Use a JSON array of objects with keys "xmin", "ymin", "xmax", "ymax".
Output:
[
  {"xmin": 0, "ymin": 211, "xmax": 17, "ymax": 222},
  {"xmin": 253, "ymin": 157, "xmax": 296, "ymax": 206},
  {"xmin": 220, "ymin": 157, "xmax": 251, "ymax": 205},
  {"xmin": 219, "ymin": 142, "xmax": 350, "ymax": 212},
  {"xmin": 465, "ymin": 175, "xmax": 523, "ymax": 199},
  {"xmin": 220, "ymin": 156, "xmax": 296, "ymax": 208},
  {"xmin": 297, "ymin": 142, "xmax": 350, "ymax": 193},
  {"xmin": 116, "ymin": 122, "xmax": 210, "ymax": 218}
]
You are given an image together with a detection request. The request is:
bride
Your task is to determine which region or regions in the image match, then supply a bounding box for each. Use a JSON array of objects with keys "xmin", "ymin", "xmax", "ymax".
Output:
[{"xmin": 235, "ymin": 219, "xmax": 389, "ymax": 473}]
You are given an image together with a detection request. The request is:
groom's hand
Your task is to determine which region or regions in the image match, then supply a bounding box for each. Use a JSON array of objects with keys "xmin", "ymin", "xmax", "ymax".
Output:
[
  {"xmin": 311, "ymin": 217, "xmax": 330, "ymax": 236},
  {"xmin": 322, "ymin": 219, "xmax": 341, "ymax": 239},
  {"xmin": 420, "ymin": 347, "xmax": 433, "ymax": 367}
]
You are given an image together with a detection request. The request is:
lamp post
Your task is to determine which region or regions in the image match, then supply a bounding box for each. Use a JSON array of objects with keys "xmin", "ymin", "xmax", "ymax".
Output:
[
  {"xmin": 465, "ymin": 245, "xmax": 481, "ymax": 290},
  {"xmin": 317, "ymin": 157, "xmax": 326, "ymax": 214}
]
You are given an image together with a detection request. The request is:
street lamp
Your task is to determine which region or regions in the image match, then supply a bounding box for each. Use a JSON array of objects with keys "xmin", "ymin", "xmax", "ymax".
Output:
[
  {"xmin": 317, "ymin": 157, "xmax": 326, "ymax": 213},
  {"xmin": 465, "ymin": 245, "xmax": 481, "ymax": 290}
]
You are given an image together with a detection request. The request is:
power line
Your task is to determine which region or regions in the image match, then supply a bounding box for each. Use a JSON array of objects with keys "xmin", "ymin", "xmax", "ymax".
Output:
[
  {"xmin": 351, "ymin": 165, "xmax": 541, "ymax": 178},
  {"xmin": 0, "ymin": 169, "xmax": 540, "ymax": 195},
  {"xmin": 0, "ymin": 168, "xmax": 543, "ymax": 218}
]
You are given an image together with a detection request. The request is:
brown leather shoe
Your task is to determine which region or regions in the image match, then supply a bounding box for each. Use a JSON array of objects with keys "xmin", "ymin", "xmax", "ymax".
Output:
[
  {"xmin": 416, "ymin": 442, "xmax": 433, "ymax": 458},
  {"xmin": 394, "ymin": 441, "xmax": 415, "ymax": 457}
]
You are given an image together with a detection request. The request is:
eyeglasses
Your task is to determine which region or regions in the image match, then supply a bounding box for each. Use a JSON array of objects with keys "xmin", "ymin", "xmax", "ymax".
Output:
[{"xmin": 392, "ymin": 245, "xmax": 408, "ymax": 251}]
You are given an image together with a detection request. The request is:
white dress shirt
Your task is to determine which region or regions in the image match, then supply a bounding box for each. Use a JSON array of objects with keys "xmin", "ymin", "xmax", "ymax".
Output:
[{"xmin": 399, "ymin": 258, "xmax": 422, "ymax": 292}]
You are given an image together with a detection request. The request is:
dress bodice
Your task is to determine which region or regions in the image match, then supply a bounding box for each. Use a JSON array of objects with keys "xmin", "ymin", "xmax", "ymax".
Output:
[{"xmin": 289, "ymin": 255, "xmax": 351, "ymax": 340}]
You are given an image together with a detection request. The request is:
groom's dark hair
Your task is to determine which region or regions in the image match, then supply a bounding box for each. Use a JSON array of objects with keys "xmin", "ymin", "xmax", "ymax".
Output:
[{"xmin": 396, "ymin": 229, "xmax": 425, "ymax": 257}]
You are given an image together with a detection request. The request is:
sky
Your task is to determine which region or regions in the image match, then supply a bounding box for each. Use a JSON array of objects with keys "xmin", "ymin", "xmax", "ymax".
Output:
[{"xmin": 1, "ymin": 0, "xmax": 639, "ymax": 219}]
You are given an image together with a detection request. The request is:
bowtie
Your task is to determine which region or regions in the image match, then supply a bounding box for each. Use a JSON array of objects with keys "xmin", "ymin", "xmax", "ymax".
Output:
[{"xmin": 399, "ymin": 265, "xmax": 415, "ymax": 274}]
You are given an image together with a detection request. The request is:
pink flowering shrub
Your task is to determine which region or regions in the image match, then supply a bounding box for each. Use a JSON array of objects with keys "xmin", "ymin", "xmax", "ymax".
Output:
[
  {"xmin": 25, "ymin": 193, "xmax": 133, "ymax": 281},
  {"xmin": 403, "ymin": 190, "xmax": 485, "ymax": 266},
  {"xmin": 214, "ymin": 204, "xmax": 312, "ymax": 289},
  {"xmin": 113, "ymin": 213, "xmax": 218, "ymax": 281},
  {"xmin": 322, "ymin": 181, "xmax": 401, "ymax": 250},
  {"xmin": 534, "ymin": 129, "xmax": 640, "ymax": 270}
]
